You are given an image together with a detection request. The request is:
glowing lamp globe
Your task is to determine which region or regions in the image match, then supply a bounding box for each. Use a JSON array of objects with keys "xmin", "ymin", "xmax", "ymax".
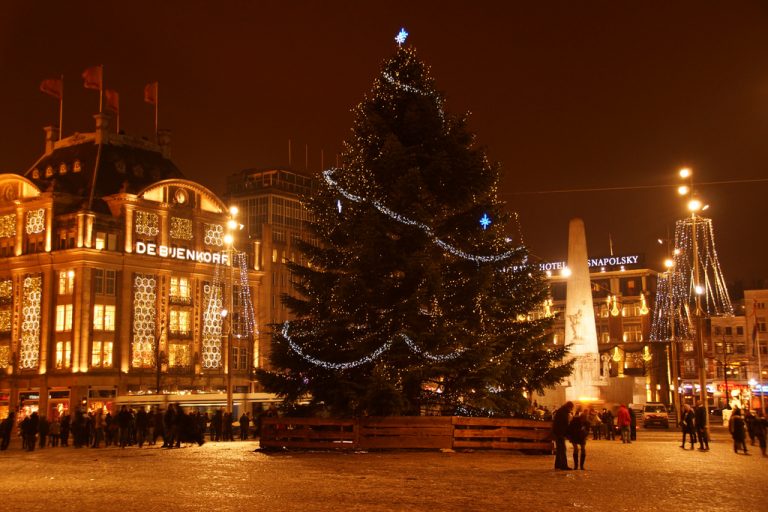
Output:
[
  {"xmin": 687, "ymin": 198, "xmax": 703, "ymax": 212},
  {"xmin": 679, "ymin": 167, "xmax": 691, "ymax": 179}
]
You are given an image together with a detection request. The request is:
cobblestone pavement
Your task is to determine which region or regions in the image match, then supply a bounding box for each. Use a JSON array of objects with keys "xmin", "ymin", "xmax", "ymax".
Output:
[{"xmin": 1, "ymin": 426, "xmax": 766, "ymax": 512}]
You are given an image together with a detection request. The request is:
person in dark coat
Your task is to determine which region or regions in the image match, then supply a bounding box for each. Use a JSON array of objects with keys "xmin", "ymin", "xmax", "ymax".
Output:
[
  {"xmin": 552, "ymin": 401, "xmax": 574, "ymax": 470},
  {"xmin": 116, "ymin": 405, "xmax": 132, "ymax": 448},
  {"xmin": 38, "ymin": 415, "xmax": 49, "ymax": 449},
  {"xmin": 24, "ymin": 412, "xmax": 39, "ymax": 451},
  {"xmin": 729, "ymin": 407, "xmax": 748, "ymax": 454},
  {"xmin": 239, "ymin": 413, "xmax": 250, "ymax": 440},
  {"xmin": 680, "ymin": 404, "xmax": 696, "ymax": 449},
  {"xmin": 753, "ymin": 411, "xmax": 767, "ymax": 457},
  {"xmin": 135, "ymin": 407, "xmax": 149, "ymax": 448},
  {"xmin": 694, "ymin": 401, "xmax": 709, "ymax": 450},
  {"xmin": 59, "ymin": 413, "xmax": 70, "ymax": 447},
  {"xmin": 628, "ymin": 406, "xmax": 637, "ymax": 441},
  {"xmin": 567, "ymin": 408, "xmax": 590, "ymax": 470},
  {"xmin": 0, "ymin": 411, "xmax": 15, "ymax": 450}
]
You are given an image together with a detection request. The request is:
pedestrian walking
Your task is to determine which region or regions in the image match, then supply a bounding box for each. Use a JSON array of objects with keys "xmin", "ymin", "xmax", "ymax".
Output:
[
  {"xmin": 745, "ymin": 410, "xmax": 756, "ymax": 446},
  {"xmin": 729, "ymin": 407, "xmax": 748, "ymax": 454},
  {"xmin": 694, "ymin": 401, "xmax": 709, "ymax": 450},
  {"xmin": 617, "ymin": 404, "xmax": 631, "ymax": 444},
  {"xmin": 567, "ymin": 408, "xmax": 590, "ymax": 470},
  {"xmin": 551, "ymin": 401, "xmax": 574, "ymax": 470},
  {"xmin": 753, "ymin": 411, "xmax": 767, "ymax": 457},
  {"xmin": 0, "ymin": 411, "xmax": 15, "ymax": 450}
]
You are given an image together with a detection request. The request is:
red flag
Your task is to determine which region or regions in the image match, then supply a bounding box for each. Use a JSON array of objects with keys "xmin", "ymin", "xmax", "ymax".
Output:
[
  {"xmin": 105, "ymin": 89, "xmax": 119, "ymax": 113},
  {"xmin": 144, "ymin": 81, "xmax": 158, "ymax": 105},
  {"xmin": 40, "ymin": 78, "xmax": 63, "ymax": 100},
  {"xmin": 82, "ymin": 65, "xmax": 102, "ymax": 90}
]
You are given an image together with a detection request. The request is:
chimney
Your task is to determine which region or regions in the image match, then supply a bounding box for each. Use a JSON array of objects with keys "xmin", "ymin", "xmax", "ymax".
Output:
[
  {"xmin": 43, "ymin": 126, "xmax": 59, "ymax": 155},
  {"xmin": 157, "ymin": 128, "xmax": 171, "ymax": 159},
  {"xmin": 93, "ymin": 113, "xmax": 110, "ymax": 144}
]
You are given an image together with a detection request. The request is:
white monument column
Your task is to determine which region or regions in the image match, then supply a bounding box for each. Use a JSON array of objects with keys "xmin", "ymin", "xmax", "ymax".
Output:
[{"xmin": 564, "ymin": 218, "xmax": 602, "ymax": 402}]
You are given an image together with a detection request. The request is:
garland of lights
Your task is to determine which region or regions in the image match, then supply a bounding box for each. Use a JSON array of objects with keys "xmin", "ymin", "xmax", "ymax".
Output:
[
  {"xmin": 281, "ymin": 322, "xmax": 466, "ymax": 370},
  {"xmin": 650, "ymin": 215, "xmax": 732, "ymax": 343},
  {"xmin": 323, "ymin": 168, "xmax": 520, "ymax": 263}
]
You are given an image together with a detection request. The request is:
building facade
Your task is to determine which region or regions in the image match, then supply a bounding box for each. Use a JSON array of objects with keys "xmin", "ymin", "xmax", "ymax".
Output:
[
  {"xmin": 225, "ymin": 167, "xmax": 317, "ymax": 369},
  {"xmin": 0, "ymin": 114, "xmax": 262, "ymax": 420},
  {"xmin": 544, "ymin": 257, "xmax": 665, "ymax": 404}
]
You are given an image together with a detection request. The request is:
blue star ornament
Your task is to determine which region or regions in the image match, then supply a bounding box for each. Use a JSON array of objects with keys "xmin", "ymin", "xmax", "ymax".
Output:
[
  {"xmin": 395, "ymin": 28, "xmax": 409, "ymax": 46},
  {"xmin": 480, "ymin": 213, "xmax": 492, "ymax": 230}
]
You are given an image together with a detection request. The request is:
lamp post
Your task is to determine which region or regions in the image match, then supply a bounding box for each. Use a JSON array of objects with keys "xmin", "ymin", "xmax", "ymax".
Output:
[
  {"xmin": 678, "ymin": 167, "xmax": 708, "ymax": 422},
  {"xmin": 223, "ymin": 205, "xmax": 240, "ymax": 415},
  {"xmin": 664, "ymin": 256, "xmax": 682, "ymax": 422}
]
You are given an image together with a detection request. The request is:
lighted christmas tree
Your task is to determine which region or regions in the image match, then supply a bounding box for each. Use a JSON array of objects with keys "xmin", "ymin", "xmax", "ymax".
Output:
[{"xmin": 256, "ymin": 33, "xmax": 571, "ymax": 416}]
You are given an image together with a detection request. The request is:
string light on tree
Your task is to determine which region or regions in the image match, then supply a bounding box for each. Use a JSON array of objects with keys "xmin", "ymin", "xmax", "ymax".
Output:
[{"xmin": 323, "ymin": 168, "xmax": 520, "ymax": 263}]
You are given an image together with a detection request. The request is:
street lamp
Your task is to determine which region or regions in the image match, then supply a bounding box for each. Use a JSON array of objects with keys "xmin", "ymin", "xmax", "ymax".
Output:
[
  {"xmin": 678, "ymin": 167, "xmax": 708, "ymax": 424},
  {"xmin": 663, "ymin": 256, "xmax": 682, "ymax": 422},
  {"xmin": 223, "ymin": 205, "xmax": 240, "ymax": 414}
]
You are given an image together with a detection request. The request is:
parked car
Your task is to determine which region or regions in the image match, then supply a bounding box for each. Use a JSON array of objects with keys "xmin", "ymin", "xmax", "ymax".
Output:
[{"xmin": 642, "ymin": 403, "xmax": 669, "ymax": 428}]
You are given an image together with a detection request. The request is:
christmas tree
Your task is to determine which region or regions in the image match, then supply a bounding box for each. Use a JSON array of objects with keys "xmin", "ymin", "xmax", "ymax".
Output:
[{"xmin": 256, "ymin": 34, "xmax": 572, "ymax": 416}]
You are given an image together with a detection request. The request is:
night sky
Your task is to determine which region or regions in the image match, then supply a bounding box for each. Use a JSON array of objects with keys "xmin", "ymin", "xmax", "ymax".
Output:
[{"xmin": 2, "ymin": 1, "xmax": 767, "ymax": 284}]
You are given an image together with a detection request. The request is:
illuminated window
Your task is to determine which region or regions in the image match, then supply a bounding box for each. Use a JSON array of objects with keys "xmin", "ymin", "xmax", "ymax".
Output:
[
  {"xmin": 168, "ymin": 343, "xmax": 191, "ymax": 367},
  {"xmin": 622, "ymin": 324, "xmax": 643, "ymax": 342},
  {"xmin": 170, "ymin": 276, "xmax": 190, "ymax": 299},
  {"xmin": 169, "ymin": 309, "xmax": 190, "ymax": 335},
  {"xmin": 56, "ymin": 304, "xmax": 73, "ymax": 332},
  {"xmin": 55, "ymin": 341, "xmax": 71, "ymax": 369},
  {"xmin": 58, "ymin": 270, "xmax": 75, "ymax": 295},
  {"xmin": 92, "ymin": 341, "xmax": 113, "ymax": 368},
  {"xmin": 93, "ymin": 305, "xmax": 116, "ymax": 331},
  {"xmin": 95, "ymin": 232, "xmax": 106, "ymax": 250},
  {"xmin": 94, "ymin": 269, "xmax": 116, "ymax": 295}
]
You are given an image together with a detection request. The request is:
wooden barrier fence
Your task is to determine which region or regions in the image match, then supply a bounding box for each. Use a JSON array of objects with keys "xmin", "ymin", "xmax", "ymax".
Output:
[{"xmin": 260, "ymin": 416, "xmax": 552, "ymax": 453}]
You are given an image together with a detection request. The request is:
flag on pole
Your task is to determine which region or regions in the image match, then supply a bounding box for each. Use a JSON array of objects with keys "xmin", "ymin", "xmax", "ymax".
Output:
[
  {"xmin": 82, "ymin": 65, "xmax": 103, "ymax": 90},
  {"xmin": 105, "ymin": 89, "xmax": 119, "ymax": 113},
  {"xmin": 40, "ymin": 78, "xmax": 63, "ymax": 99},
  {"xmin": 144, "ymin": 81, "xmax": 158, "ymax": 105}
]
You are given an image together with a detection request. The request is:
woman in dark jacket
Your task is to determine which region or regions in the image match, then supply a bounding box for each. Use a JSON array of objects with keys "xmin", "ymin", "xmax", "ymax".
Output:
[
  {"xmin": 680, "ymin": 404, "xmax": 696, "ymax": 449},
  {"xmin": 552, "ymin": 401, "xmax": 574, "ymax": 470},
  {"xmin": 729, "ymin": 407, "xmax": 748, "ymax": 454},
  {"xmin": 567, "ymin": 408, "xmax": 590, "ymax": 470}
]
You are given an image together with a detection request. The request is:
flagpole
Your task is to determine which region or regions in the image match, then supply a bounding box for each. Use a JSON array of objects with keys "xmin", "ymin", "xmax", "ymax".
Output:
[
  {"xmin": 99, "ymin": 65, "xmax": 104, "ymax": 113},
  {"xmin": 154, "ymin": 82, "xmax": 159, "ymax": 141},
  {"xmin": 58, "ymin": 74, "xmax": 64, "ymax": 140},
  {"xmin": 756, "ymin": 301, "xmax": 765, "ymax": 413}
]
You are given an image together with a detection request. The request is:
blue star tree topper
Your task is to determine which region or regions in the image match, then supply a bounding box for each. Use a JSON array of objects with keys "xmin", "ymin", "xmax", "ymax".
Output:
[{"xmin": 395, "ymin": 28, "xmax": 408, "ymax": 46}]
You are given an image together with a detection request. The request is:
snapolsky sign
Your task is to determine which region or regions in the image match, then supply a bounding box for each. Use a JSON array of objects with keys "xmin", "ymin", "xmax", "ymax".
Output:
[{"xmin": 513, "ymin": 254, "xmax": 644, "ymax": 273}]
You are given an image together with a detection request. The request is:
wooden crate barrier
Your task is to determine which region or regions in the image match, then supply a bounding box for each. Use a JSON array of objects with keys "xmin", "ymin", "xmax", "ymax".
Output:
[{"xmin": 261, "ymin": 416, "xmax": 553, "ymax": 453}]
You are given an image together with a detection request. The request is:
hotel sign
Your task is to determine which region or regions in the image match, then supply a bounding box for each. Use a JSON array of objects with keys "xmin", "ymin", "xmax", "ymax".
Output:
[
  {"xmin": 135, "ymin": 241, "xmax": 229, "ymax": 265},
  {"xmin": 513, "ymin": 253, "xmax": 644, "ymax": 273}
]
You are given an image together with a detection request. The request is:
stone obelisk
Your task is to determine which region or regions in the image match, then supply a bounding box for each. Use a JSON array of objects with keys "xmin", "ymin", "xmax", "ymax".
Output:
[{"xmin": 564, "ymin": 218, "xmax": 602, "ymax": 402}]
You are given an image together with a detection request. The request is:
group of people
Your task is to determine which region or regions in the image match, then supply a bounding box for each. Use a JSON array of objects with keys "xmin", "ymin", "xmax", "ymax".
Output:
[
  {"xmin": 551, "ymin": 402, "xmax": 637, "ymax": 471},
  {"xmin": 679, "ymin": 402, "xmax": 710, "ymax": 450},
  {"xmin": 0, "ymin": 404, "xmax": 278, "ymax": 451},
  {"xmin": 726, "ymin": 407, "xmax": 767, "ymax": 456}
]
